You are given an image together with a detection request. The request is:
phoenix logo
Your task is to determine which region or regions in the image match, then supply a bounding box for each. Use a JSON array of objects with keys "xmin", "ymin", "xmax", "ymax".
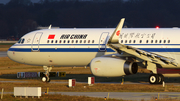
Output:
[{"xmin": 116, "ymin": 30, "xmax": 120, "ymax": 36}]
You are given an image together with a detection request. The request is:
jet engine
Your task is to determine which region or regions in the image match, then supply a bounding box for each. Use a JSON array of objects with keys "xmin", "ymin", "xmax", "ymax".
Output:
[{"xmin": 90, "ymin": 57, "xmax": 138, "ymax": 77}]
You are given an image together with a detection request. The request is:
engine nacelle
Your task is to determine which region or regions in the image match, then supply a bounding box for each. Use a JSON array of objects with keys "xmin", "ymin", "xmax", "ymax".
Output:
[{"xmin": 90, "ymin": 57, "xmax": 138, "ymax": 77}]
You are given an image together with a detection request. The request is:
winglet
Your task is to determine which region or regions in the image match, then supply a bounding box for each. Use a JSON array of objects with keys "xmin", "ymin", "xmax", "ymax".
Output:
[
  {"xmin": 48, "ymin": 24, "xmax": 52, "ymax": 29},
  {"xmin": 108, "ymin": 18, "xmax": 125, "ymax": 44}
]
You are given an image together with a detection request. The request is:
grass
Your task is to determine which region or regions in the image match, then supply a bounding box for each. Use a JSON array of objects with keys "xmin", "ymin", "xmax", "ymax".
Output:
[
  {"xmin": 1, "ymin": 82, "xmax": 180, "ymax": 92},
  {"xmin": 0, "ymin": 44, "xmax": 13, "ymax": 51},
  {"xmin": 0, "ymin": 43, "xmax": 14, "ymax": 45},
  {"xmin": 2, "ymin": 94, "xmax": 122, "ymax": 101},
  {"xmin": 2, "ymin": 94, "xmax": 180, "ymax": 101}
]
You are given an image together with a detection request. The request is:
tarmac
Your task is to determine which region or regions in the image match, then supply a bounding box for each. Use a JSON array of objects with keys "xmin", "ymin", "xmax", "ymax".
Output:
[
  {"xmin": 49, "ymin": 92, "xmax": 180, "ymax": 100},
  {"xmin": 0, "ymin": 51, "xmax": 7, "ymax": 57},
  {"xmin": 1, "ymin": 92, "xmax": 180, "ymax": 101}
]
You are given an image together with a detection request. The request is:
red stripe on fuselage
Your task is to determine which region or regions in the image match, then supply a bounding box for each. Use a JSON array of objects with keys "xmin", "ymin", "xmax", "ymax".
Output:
[{"xmin": 157, "ymin": 68, "xmax": 180, "ymax": 74}]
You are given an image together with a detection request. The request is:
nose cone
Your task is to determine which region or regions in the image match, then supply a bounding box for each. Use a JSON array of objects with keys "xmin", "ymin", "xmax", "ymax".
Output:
[
  {"xmin": 7, "ymin": 46, "xmax": 19, "ymax": 63},
  {"xmin": 7, "ymin": 45, "xmax": 26, "ymax": 64},
  {"xmin": 7, "ymin": 50, "xmax": 10, "ymax": 57},
  {"xmin": 7, "ymin": 48, "xmax": 14, "ymax": 60}
]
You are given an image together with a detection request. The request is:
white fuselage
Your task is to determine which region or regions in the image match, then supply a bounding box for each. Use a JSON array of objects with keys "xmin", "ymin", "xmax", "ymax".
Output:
[{"xmin": 7, "ymin": 28, "xmax": 180, "ymax": 68}]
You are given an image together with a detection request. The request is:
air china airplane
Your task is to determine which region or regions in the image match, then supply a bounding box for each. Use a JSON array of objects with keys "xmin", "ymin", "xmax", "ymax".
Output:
[{"xmin": 7, "ymin": 18, "xmax": 180, "ymax": 84}]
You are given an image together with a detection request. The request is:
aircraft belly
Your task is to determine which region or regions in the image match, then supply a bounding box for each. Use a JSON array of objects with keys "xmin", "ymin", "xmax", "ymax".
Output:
[{"xmin": 163, "ymin": 74, "xmax": 180, "ymax": 77}]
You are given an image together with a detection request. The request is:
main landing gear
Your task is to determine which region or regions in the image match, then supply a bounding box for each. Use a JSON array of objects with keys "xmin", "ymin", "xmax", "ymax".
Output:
[
  {"xmin": 42, "ymin": 66, "xmax": 52, "ymax": 83},
  {"xmin": 149, "ymin": 74, "xmax": 164, "ymax": 84}
]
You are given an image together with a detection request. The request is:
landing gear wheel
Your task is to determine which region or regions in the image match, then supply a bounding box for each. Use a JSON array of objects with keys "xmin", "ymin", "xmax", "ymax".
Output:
[
  {"xmin": 42, "ymin": 76, "xmax": 51, "ymax": 83},
  {"xmin": 158, "ymin": 74, "xmax": 164, "ymax": 84},
  {"xmin": 47, "ymin": 78, "xmax": 51, "ymax": 82},
  {"xmin": 42, "ymin": 76, "xmax": 47, "ymax": 82},
  {"xmin": 149, "ymin": 74, "xmax": 159, "ymax": 84},
  {"xmin": 42, "ymin": 66, "xmax": 52, "ymax": 83}
]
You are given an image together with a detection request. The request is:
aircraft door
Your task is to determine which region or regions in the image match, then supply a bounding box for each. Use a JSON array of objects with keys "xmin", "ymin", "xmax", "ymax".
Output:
[
  {"xmin": 99, "ymin": 32, "xmax": 109, "ymax": 51},
  {"xmin": 31, "ymin": 32, "xmax": 43, "ymax": 51}
]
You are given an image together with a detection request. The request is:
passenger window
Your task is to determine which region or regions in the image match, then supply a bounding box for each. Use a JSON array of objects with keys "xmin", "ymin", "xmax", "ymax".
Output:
[
  {"xmin": 64, "ymin": 40, "xmax": 66, "ymax": 43},
  {"xmin": 164, "ymin": 40, "xmax": 166, "ymax": 43},
  {"xmin": 84, "ymin": 40, "xmax": 86, "ymax": 43},
  {"xmin": 80, "ymin": 40, "xmax": 82, "ymax": 43},
  {"xmin": 129, "ymin": 40, "xmax": 131, "ymax": 43},
  {"xmin": 55, "ymin": 40, "xmax": 57, "ymax": 43},
  {"xmin": 159, "ymin": 40, "xmax": 161, "ymax": 43},
  {"xmin": 88, "ymin": 40, "xmax": 90, "ymax": 43},
  {"xmin": 92, "ymin": 40, "xmax": 94, "ymax": 43},
  {"xmin": 125, "ymin": 40, "xmax": 127, "ymax": 43},
  {"xmin": 140, "ymin": 40, "xmax": 142, "ymax": 43},
  {"xmin": 47, "ymin": 40, "xmax": 49, "ymax": 43},
  {"xmin": 155, "ymin": 40, "xmax": 158, "ymax": 43},
  {"xmin": 68, "ymin": 40, "xmax": 70, "ymax": 43},
  {"xmin": 51, "ymin": 40, "xmax": 53, "ymax": 43},
  {"xmin": 151, "ymin": 40, "xmax": 153, "ymax": 43},
  {"xmin": 72, "ymin": 40, "xmax": 74, "ymax": 43},
  {"xmin": 133, "ymin": 40, "xmax": 136, "ymax": 43},
  {"xmin": 59, "ymin": 40, "xmax": 61, "ymax": 43},
  {"xmin": 146, "ymin": 40, "xmax": 148, "ymax": 43},
  {"xmin": 76, "ymin": 40, "xmax": 78, "ymax": 43},
  {"xmin": 121, "ymin": 40, "xmax": 123, "ymax": 43},
  {"xmin": 168, "ymin": 40, "xmax": 170, "ymax": 43}
]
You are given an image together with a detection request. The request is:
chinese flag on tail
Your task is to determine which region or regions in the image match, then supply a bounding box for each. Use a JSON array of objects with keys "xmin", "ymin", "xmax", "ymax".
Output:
[{"xmin": 48, "ymin": 35, "xmax": 55, "ymax": 39}]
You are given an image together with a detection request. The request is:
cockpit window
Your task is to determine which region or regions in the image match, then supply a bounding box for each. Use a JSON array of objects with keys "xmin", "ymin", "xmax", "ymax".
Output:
[
  {"xmin": 21, "ymin": 39, "xmax": 25, "ymax": 44},
  {"xmin": 18, "ymin": 39, "xmax": 22, "ymax": 43}
]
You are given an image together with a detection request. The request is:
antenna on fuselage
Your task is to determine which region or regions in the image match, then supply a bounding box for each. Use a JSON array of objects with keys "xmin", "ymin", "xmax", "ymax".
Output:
[{"xmin": 48, "ymin": 24, "xmax": 52, "ymax": 29}]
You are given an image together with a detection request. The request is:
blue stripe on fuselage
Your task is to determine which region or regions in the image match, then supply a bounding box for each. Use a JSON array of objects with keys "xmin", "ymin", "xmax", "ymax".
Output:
[
  {"xmin": 8, "ymin": 48, "xmax": 115, "ymax": 52},
  {"xmin": 8, "ymin": 44, "xmax": 180, "ymax": 52},
  {"xmin": 12, "ymin": 43, "xmax": 180, "ymax": 46},
  {"xmin": 8, "ymin": 47, "xmax": 180, "ymax": 52}
]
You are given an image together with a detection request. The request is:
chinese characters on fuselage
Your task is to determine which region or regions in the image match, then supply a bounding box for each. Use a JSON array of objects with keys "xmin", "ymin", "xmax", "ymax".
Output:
[{"xmin": 120, "ymin": 33, "xmax": 156, "ymax": 39}]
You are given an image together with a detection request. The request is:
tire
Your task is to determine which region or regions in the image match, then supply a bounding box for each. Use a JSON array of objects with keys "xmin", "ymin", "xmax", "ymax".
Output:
[
  {"xmin": 47, "ymin": 78, "xmax": 51, "ymax": 82},
  {"xmin": 158, "ymin": 74, "xmax": 164, "ymax": 84},
  {"xmin": 42, "ymin": 76, "xmax": 47, "ymax": 82},
  {"xmin": 149, "ymin": 74, "xmax": 159, "ymax": 84}
]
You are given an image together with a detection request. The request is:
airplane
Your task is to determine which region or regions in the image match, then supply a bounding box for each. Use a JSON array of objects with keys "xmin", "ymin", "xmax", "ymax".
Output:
[{"xmin": 7, "ymin": 18, "xmax": 180, "ymax": 84}]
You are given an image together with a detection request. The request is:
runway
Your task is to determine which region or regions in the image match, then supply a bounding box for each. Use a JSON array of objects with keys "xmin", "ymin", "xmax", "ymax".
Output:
[
  {"xmin": 1, "ymin": 92, "xmax": 180, "ymax": 101},
  {"xmin": 0, "ymin": 51, "xmax": 7, "ymax": 57},
  {"xmin": 50, "ymin": 92, "xmax": 180, "ymax": 100}
]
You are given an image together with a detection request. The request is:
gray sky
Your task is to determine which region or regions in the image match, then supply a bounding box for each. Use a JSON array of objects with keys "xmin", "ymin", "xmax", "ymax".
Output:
[{"xmin": 0, "ymin": 0, "xmax": 40, "ymax": 4}]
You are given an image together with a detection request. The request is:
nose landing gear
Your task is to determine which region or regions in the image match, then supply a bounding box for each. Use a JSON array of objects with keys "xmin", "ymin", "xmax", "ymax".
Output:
[{"xmin": 42, "ymin": 66, "xmax": 52, "ymax": 83}]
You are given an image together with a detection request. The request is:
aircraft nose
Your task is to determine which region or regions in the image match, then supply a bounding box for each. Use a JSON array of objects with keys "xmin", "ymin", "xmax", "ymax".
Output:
[
  {"xmin": 7, "ymin": 46, "xmax": 24, "ymax": 64},
  {"xmin": 7, "ymin": 49, "xmax": 13, "ymax": 60},
  {"xmin": 7, "ymin": 46, "xmax": 16, "ymax": 62}
]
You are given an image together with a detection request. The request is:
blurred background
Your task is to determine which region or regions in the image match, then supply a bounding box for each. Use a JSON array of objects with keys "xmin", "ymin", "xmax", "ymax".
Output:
[{"xmin": 0, "ymin": 0, "xmax": 180, "ymax": 40}]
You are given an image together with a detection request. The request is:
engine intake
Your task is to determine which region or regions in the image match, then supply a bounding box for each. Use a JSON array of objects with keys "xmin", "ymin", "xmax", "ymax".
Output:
[{"xmin": 90, "ymin": 57, "xmax": 138, "ymax": 77}]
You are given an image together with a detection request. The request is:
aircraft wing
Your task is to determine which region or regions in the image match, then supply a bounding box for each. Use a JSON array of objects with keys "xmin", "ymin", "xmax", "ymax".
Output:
[{"xmin": 107, "ymin": 18, "xmax": 178, "ymax": 66}]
